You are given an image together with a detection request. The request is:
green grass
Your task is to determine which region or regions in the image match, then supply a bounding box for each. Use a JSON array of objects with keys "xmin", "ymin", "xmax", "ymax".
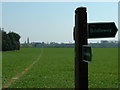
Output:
[
  {"xmin": 3, "ymin": 47, "xmax": 74, "ymax": 88},
  {"xmin": 0, "ymin": 51, "xmax": 2, "ymax": 89},
  {"xmin": 2, "ymin": 48, "xmax": 42, "ymax": 85},
  {"xmin": 2, "ymin": 47, "xmax": 118, "ymax": 88},
  {"xmin": 88, "ymin": 47, "xmax": 118, "ymax": 88}
]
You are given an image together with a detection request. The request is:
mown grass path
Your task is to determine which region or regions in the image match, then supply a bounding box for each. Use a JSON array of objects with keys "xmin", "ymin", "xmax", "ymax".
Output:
[
  {"xmin": 2, "ymin": 48, "xmax": 43, "ymax": 87},
  {"xmin": 2, "ymin": 47, "xmax": 118, "ymax": 88},
  {"xmin": 3, "ymin": 47, "xmax": 74, "ymax": 88},
  {"xmin": 3, "ymin": 48, "xmax": 43, "ymax": 88}
]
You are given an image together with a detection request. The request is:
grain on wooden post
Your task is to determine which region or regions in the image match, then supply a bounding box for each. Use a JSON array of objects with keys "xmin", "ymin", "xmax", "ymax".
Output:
[{"xmin": 74, "ymin": 7, "xmax": 88, "ymax": 89}]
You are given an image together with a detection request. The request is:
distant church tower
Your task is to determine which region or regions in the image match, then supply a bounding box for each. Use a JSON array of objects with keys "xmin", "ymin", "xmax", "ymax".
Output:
[{"xmin": 27, "ymin": 37, "xmax": 30, "ymax": 44}]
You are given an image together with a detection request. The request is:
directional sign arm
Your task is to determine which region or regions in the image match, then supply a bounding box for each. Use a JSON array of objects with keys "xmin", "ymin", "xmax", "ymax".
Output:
[{"xmin": 88, "ymin": 22, "xmax": 118, "ymax": 38}]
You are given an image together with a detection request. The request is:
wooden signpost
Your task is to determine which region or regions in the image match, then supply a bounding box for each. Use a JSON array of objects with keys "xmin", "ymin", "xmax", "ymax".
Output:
[
  {"xmin": 74, "ymin": 7, "xmax": 88, "ymax": 89},
  {"xmin": 88, "ymin": 22, "xmax": 118, "ymax": 38},
  {"xmin": 74, "ymin": 7, "xmax": 118, "ymax": 89}
]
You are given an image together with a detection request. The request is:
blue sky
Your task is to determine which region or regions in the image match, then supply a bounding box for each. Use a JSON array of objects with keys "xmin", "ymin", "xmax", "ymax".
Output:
[{"xmin": 2, "ymin": 2, "xmax": 118, "ymax": 43}]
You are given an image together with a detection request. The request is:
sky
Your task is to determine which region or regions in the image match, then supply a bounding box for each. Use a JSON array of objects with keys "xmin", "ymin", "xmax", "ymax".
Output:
[{"xmin": 1, "ymin": 2, "xmax": 119, "ymax": 43}]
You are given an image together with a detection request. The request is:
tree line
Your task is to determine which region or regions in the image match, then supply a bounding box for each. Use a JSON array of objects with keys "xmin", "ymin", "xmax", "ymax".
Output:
[{"xmin": 0, "ymin": 28, "xmax": 21, "ymax": 51}]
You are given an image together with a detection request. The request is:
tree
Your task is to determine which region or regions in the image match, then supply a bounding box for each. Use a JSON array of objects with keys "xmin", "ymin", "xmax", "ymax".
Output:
[
  {"xmin": 2, "ymin": 30, "xmax": 9, "ymax": 51},
  {"xmin": 1, "ymin": 29, "xmax": 21, "ymax": 51},
  {"xmin": 8, "ymin": 32, "xmax": 21, "ymax": 50}
]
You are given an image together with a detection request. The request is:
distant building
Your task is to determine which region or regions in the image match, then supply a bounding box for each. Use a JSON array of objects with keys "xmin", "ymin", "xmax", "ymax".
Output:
[
  {"xmin": 101, "ymin": 40, "xmax": 109, "ymax": 43},
  {"xmin": 27, "ymin": 37, "xmax": 30, "ymax": 44},
  {"xmin": 21, "ymin": 40, "xmax": 119, "ymax": 48}
]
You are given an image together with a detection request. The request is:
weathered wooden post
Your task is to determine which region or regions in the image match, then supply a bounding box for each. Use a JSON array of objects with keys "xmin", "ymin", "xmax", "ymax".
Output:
[{"xmin": 74, "ymin": 7, "xmax": 88, "ymax": 89}]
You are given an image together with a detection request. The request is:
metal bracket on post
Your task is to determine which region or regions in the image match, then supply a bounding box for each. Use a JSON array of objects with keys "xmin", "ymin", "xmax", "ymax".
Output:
[{"xmin": 82, "ymin": 45, "xmax": 92, "ymax": 63}]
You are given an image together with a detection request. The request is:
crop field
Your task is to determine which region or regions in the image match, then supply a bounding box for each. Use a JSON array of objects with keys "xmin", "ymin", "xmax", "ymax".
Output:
[
  {"xmin": 2, "ymin": 47, "xmax": 118, "ymax": 88},
  {"xmin": 88, "ymin": 47, "xmax": 118, "ymax": 88}
]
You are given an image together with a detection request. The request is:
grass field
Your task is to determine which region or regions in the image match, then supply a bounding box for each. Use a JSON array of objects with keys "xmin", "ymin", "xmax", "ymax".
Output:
[
  {"xmin": 2, "ymin": 47, "xmax": 118, "ymax": 88},
  {"xmin": 88, "ymin": 47, "xmax": 118, "ymax": 88}
]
